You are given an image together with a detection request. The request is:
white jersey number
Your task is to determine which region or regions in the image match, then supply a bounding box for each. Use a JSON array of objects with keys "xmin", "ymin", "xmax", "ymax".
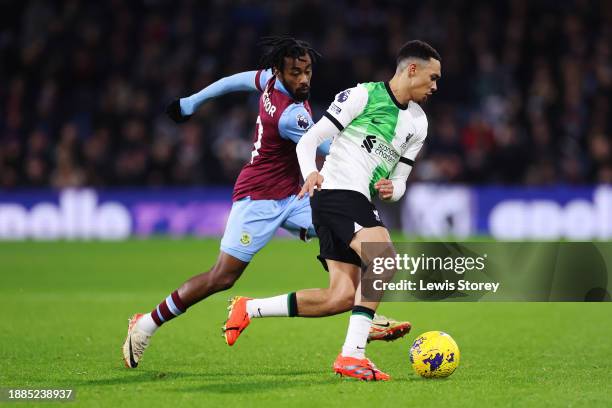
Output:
[{"xmin": 250, "ymin": 115, "xmax": 264, "ymax": 164}]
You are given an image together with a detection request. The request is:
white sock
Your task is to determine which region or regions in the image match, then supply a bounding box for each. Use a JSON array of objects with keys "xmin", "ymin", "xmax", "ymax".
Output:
[
  {"xmin": 136, "ymin": 313, "xmax": 159, "ymax": 336},
  {"xmin": 341, "ymin": 313, "xmax": 373, "ymax": 359},
  {"xmin": 246, "ymin": 294, "xmax": 289, "ymax": 318}
]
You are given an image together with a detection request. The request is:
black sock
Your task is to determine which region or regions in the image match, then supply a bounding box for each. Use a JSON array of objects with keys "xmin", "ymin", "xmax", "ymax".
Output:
[
  {"xmin": 288, "ymin": 292, "xmax": 299, "ymax": 317},
  {"xmin": 351, "ymin": 305, "xmax": 375, "ymax": 320}
]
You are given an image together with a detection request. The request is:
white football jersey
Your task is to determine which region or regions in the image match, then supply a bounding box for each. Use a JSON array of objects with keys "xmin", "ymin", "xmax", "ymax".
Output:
[{"xmin": 320, "ymin": 81, "xmax": 428, "ymax": 201}]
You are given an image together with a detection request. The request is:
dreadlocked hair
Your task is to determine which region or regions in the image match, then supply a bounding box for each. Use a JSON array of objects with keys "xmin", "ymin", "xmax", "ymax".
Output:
[{"xmin": 258, "ymin": 36, "xmax": 321, "ymax": 71}]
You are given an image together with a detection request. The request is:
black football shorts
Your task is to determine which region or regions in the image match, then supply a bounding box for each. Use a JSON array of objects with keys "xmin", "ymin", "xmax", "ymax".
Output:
[{"xmin": 310, "ymin": 189, "xmax": 384, "ymax": 271}]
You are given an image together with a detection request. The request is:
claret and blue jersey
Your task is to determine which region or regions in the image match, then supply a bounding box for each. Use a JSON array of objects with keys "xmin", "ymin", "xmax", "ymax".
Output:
[
  {"xmin": 179, "ymin": 68, "xmax": 327, "ymax": 262},
  {"xmin": 180, "ymin": 69, "xmax": 329, "ymax": 156}
]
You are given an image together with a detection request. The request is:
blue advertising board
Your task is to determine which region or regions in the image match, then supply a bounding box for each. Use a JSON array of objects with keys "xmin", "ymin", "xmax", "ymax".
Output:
[
  {"xmin": 2, "ymin": 185, "xmax": 612, "ymax": 240},
  {"xmin": 401, "ymin": 184, "xmax": 612, "ymax": 240},
  {"xmin": 0, "ymin": 188, "xmax": 233, "ymax": 240}
]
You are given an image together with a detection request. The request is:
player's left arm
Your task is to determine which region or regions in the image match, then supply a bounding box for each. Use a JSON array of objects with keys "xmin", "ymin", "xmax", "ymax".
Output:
[
  {"xmin": 375, "ymin": 122, "xmax": 427, "ymax": 202},
  {"xmin": 166, "ymin": 69, "xmax": 274, "ymax": 123},
  {"xmin": 278, "ymin": 105, "xmax": 331, "ymax": 156}
]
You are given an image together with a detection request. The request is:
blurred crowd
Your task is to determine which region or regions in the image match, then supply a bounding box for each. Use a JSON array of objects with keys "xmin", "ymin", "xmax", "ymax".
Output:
[{"xmin": 1, "ymin": 0, "xmax": 611, "ymax": 189}]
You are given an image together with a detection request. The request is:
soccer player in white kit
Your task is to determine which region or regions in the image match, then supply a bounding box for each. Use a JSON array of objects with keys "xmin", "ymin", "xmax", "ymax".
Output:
[{"xmin": 297, "ymin": 40, "xmax": 441, "ymax": 381}]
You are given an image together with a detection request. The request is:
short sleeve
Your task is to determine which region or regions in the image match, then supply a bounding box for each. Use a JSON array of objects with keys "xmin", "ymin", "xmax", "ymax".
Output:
[
  {"xmin": 255, "ymin": 69, "xmax": 274, "ymax": 91},
  {"xmin": 278, "ymin": 104, "xmax": 314, "ymax": 143},
  {"xmin": 323, "ymin": 85, "xmax": 368, "ymax": 131}
]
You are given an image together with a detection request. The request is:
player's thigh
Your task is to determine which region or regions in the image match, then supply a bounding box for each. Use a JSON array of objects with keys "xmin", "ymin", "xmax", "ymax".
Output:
[
  {"xmin": 326, "ymin": 259, "xmax": 360, "ymax": 293},
  {"xmin": 220, "ymin": 198, "xmax": 284, "ymax": 262},
  {"xmin": 280, "ymin": 195, "xmax": 316, "ymax": 240},
  {"xmin": 349, "ymin": 226, "xmax": 393, "ymax": 261}
]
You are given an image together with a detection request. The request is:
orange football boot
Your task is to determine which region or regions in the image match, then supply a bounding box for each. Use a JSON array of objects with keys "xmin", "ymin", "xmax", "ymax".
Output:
[
  {"xmin": 333, "ymin": 354, "xmax": 390, "ymax": 381},
  {"xmin": 222, "ymin": 296, "xmax": 252, "ymax": 346}
]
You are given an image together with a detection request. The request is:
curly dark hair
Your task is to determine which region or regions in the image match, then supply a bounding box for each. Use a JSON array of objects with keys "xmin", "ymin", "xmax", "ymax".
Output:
[{"xmin": 258, "ymin": 36, "xmax": 321, "ymax": 71}]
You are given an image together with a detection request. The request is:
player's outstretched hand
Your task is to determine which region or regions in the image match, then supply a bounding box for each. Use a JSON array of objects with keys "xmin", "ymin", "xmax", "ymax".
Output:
[
  {"xmin": 165, "ymin": 99, "xmax": 192, "ymax": 123},
  {"xmin": 374, "ymin": 178, "xmax": 394, "ymax": 200},
  {"xmin": 299, "ymin": 171, "xmax": 324, "ymax": 199}
]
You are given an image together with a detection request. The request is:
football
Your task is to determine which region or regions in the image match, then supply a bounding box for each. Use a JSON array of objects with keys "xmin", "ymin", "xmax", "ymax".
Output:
[{"xmin": 410, "ymin": 331, "xmax": 460, "ymax": 378}]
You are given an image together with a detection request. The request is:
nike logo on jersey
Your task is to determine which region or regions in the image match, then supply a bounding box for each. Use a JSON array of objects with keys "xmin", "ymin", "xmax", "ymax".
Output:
[{"xmin": 361, "ymin": 135, "xmax": 377, "ymax": 153}]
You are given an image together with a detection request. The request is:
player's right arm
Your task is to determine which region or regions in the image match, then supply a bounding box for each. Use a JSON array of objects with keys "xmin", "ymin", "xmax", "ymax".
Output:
[
  {"xmin": 166, "ymin": 69, "xmax": 273, "ymax": 123},
  {"xmin": 297, "ymin": 85, "xmax": 368, "ymax": 198},
  {"xmin": 296, "ymin": 118, "xmax": 337, "ymax": 198}
]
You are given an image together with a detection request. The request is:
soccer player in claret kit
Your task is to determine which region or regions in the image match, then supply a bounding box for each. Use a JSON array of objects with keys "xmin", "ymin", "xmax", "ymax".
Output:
[
  {"xmin": 122, "ymin": 37, "xmax": 410, "ymax": 368},
  {"xmin": 225, "ymin": 40, "xmax": 441, "ymax": 381}
]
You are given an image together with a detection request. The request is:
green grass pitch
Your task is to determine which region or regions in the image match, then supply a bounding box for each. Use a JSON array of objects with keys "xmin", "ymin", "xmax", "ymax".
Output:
[{"xmin": 1, "ymin": 238, "xmax": 611, "ymax": 407}]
